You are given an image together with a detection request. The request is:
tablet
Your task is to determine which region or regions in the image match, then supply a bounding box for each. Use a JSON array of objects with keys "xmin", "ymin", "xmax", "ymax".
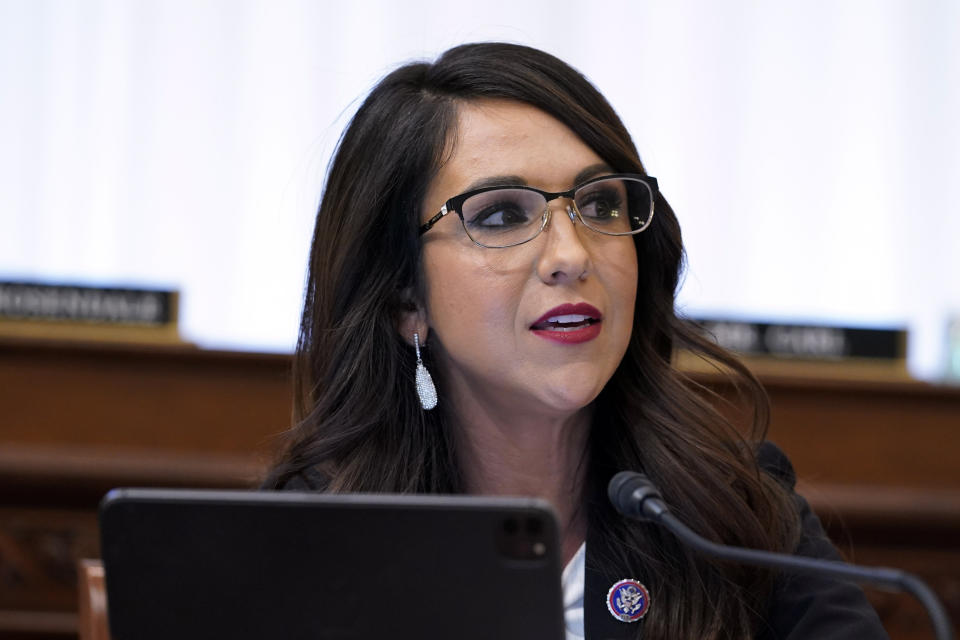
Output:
[{"xmin": 100, "ymin": 488, "xmax": 565, "ymax": 640}]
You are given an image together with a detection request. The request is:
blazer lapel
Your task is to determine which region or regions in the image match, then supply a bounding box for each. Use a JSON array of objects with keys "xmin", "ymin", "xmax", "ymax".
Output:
[{"xmin": 584, "ymin": 533, "xmax": 642, "ymax": 639}]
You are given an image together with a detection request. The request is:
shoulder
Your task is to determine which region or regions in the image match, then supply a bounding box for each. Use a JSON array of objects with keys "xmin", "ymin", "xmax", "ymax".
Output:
[
  {"xmin": 756, "ymin": 440, "xmax": 798, "ymax": 490},
  {"xmin": 263, "ymin": 466, "xmax": 331, "ymax": 492},
  {"xmin": 755, "ymin": 442, "xmax": 889, "ymax": 640}
]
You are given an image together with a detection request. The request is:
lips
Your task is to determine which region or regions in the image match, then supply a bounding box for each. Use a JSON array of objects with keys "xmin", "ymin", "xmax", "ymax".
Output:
[{"xmin": 530, "ymin": 303, "xmax": 602, "ymax": 344}]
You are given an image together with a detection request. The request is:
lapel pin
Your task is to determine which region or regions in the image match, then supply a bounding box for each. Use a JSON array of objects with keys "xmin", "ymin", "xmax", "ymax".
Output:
[{"xmin": 606, "ymin": 578, "xmax": 650, "ymax": 623}]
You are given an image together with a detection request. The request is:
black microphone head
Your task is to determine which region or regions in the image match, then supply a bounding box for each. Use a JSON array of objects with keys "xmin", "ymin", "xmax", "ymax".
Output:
[{"xmin": 608, "ymin": 471, "xmax": 666, "ymax": 521}]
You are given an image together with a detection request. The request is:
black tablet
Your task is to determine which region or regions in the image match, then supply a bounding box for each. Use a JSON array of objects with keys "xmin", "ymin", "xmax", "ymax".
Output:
[{"xmin": 100, "ymin": 488, "xmax": 565, "ymax": 640}]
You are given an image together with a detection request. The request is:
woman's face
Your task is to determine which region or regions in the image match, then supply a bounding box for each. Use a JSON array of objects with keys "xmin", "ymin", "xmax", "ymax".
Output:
[{"xmin": 418, "ymin": 99, "xmax": 638, "ymax": 419}]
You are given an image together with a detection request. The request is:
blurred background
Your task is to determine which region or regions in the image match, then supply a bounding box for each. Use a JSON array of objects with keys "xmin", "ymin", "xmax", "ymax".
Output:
[{"xmin": 2, "ymin": 0, "xmax": 959, "ymax": 379}]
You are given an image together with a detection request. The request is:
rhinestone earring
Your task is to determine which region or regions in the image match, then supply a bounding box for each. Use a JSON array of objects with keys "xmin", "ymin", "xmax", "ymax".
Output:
[{"xmin": 413, "ymin": 332, "xmax": 437, "ymax": 410}]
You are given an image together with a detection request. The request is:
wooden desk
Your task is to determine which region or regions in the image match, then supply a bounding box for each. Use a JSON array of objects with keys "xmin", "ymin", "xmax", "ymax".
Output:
[{"xmin": 1, "ymin": 337, "xmax": 958, "ymax": 639}]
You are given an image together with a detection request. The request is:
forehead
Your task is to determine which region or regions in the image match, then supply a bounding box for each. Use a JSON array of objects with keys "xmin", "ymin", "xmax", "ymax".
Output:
[{"xmin": 431, "ymin": 99, "xmax": 606, "ymax": 197}]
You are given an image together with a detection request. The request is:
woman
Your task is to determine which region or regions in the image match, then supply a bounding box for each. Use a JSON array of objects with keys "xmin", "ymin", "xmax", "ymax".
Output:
[{"xmin": 263, "ymin": 43, "xmax": 887, "ymax": 639}]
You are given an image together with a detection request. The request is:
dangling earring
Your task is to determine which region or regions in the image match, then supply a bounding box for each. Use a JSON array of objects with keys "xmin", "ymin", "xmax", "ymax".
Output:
[{"xmin": 413, "ymin": 332, "xmax": 437, "ymax": 410}]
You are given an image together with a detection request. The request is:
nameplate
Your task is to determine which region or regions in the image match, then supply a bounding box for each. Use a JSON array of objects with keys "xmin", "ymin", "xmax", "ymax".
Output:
[
  {"xmin": 0, "ymin": 281, "xmax": 176, "ymax": 327},
  {"xmin": 690, "ymin": 318, "xmax": 905, "ymax": 361}
]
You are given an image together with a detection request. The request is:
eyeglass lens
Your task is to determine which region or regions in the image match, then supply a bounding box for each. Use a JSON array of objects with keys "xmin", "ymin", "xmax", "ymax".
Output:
[{"xmin": 460, "ymin": 177, "xmax": 652, "ymax": 248}]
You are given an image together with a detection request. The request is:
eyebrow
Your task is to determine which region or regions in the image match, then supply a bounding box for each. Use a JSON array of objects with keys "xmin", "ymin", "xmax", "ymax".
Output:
[
  {"xmin": 463, "ymin": 163, "xmax": 616, "ymax": 194},
  {"xmin": 464, "ymin": 174, "xmax": 528, "ymax": 191},
  {"xmin": 572, "ymin": 163, "xmax": 615, "ymax": 187}
]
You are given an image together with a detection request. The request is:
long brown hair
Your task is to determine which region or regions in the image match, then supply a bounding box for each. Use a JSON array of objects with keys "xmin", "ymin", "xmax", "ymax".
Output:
[{"xmin": 263, "ymin": 42, "xmax": 800, "ymax": 639}]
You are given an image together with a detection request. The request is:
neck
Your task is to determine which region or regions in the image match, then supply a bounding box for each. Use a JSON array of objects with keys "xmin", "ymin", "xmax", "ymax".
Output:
[{"xmin": 448, "ymin": 393, "xmax": 590, "ymax": 565}]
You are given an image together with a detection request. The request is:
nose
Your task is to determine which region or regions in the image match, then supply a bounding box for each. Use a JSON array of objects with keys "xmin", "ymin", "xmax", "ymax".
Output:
[{"xmin": 535, "ymin": 200, "xmax": 591, "ymax": 284}]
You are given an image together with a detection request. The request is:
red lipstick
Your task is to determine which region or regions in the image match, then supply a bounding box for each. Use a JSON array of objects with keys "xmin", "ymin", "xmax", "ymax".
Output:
[{"xmin": 530, "ymin": 303, "xmax": 602, "ymax": 344}]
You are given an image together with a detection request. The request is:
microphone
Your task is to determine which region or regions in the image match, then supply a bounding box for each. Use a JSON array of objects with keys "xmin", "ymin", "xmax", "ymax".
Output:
[{"xmin": 608, "ymin": 471, "xmax": 955, "ymax": 640}]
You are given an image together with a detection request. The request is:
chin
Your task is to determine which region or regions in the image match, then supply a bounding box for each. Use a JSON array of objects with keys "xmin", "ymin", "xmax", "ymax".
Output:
[{"xmin": 537, "ymin": 384, "xmax": 603, "ymax": 415}]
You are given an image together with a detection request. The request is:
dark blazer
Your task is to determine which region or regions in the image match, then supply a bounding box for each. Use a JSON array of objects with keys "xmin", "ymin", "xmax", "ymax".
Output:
[
  {"xmin": 583, "ymin": 442, "xmax": 889, "ymax": 639},
  {"xmin": 279, "ymin": 442, "xmax": 889, "ymax": 639}
]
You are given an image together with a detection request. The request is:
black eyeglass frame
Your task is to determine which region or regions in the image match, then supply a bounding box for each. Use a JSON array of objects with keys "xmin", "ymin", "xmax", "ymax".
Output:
[{"xmin": 417, "ymin": 173, "xmax": 659, "ymax": 249}]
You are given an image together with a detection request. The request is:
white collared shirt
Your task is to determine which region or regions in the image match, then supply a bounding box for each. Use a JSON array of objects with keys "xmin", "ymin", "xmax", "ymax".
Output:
[{"xmin": 561, "ymin": 542, "xmax": 586, "ymax": 640}]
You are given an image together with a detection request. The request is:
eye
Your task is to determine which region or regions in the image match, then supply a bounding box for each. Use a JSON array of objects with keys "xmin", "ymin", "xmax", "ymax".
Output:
[
  {"xmin": 466, "ymin": 202, "xmax": 532, "ymax": 228},
  {"xmin": 577, "ymin": 186, "xmax": 625, "ymax": 222}
]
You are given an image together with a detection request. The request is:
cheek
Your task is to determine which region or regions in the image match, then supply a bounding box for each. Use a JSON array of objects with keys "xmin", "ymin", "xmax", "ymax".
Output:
[
  {"xmin": 623, "ymin": 245, "xmax": 639, "ymax": 307},
  {"xmin": 600, "ymin": 240, "xmax": 639, "ymax": 332},
  {"xmin": 421, "ymin": 246, "xmax": 524, "ymax": 346}
]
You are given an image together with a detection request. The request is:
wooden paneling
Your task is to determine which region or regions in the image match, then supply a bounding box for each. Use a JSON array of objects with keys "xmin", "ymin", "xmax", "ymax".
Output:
[
  {"xmin": 1, "ymin": 339, "xmax": 291, "ymax": 451},
  {"xmin": 1, "ymin": 337, "xmax": 958, "ymax": 639},
  {"xmin": 0, "ymin": 339, "xmax": 292, "ymax": 638},
  {"xmin": 762, "ymin": 374, "xmax": 960, "ymax": 488}
]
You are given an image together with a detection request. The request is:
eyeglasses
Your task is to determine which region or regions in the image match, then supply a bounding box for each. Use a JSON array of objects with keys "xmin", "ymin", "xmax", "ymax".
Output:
[{"xmin": 418, "ymin": 174, "xmax": 657, "ymax": 249}]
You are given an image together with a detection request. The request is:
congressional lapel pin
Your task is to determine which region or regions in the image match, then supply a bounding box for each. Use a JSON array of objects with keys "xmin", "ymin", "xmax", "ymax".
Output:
[{"xmin": 606, "ymin": 578, "xmax": 650, "ymax": 623}]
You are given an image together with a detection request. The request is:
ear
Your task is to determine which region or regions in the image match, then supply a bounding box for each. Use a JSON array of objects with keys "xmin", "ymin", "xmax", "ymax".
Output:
[{"xmin": 396, "ymin": 288, "xmax": 429, "ymax": 347}]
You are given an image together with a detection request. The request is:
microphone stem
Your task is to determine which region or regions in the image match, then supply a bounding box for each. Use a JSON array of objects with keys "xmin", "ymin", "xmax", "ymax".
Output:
[{"xmin": 658, "ymin": 512, "xmax": 955, "ymax": 640}]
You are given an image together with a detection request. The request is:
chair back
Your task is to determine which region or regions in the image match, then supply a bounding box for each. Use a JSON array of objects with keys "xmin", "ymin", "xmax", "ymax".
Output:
[{"xmin": 77, "ymin": 559, "xmax": 111, "ymax": 640}]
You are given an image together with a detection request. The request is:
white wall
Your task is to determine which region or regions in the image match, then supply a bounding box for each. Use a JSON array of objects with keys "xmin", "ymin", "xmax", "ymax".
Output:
[{"xmin": 2, "ymin": 0, "xmax": 958, "ymax": 379}]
